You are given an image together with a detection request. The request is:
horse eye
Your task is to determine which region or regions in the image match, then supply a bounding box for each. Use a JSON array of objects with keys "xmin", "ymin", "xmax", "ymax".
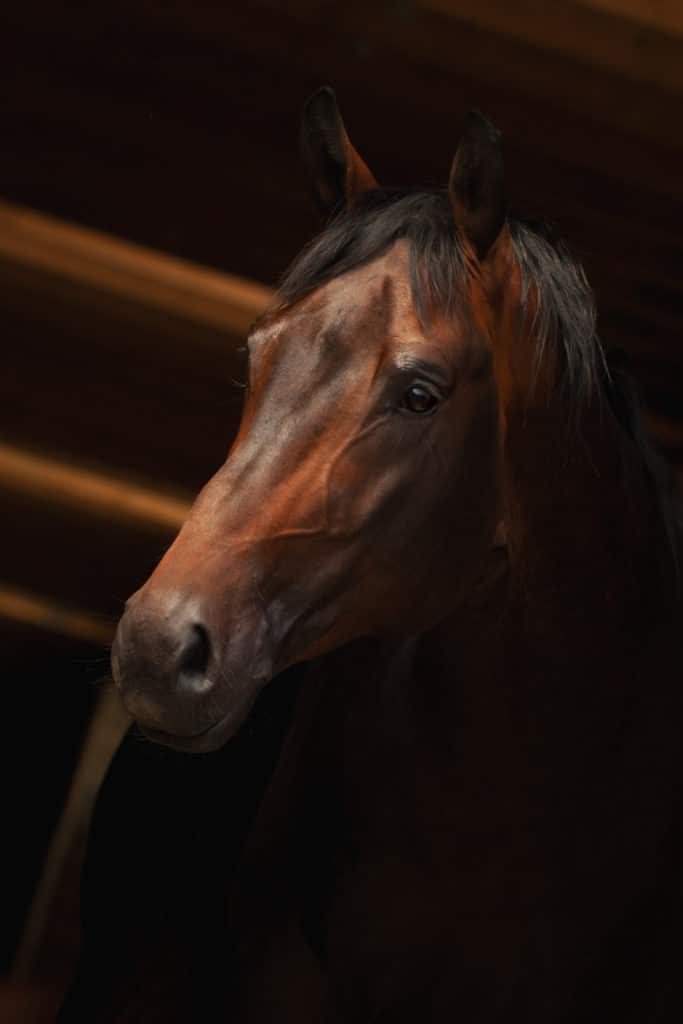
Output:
[{"xmin": 401, "ymin": 383, "xmax": 439, "ymax": 415}]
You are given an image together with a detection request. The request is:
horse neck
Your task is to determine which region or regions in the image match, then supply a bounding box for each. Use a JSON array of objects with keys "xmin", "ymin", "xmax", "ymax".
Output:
[
  {"xmin": 402, "ymin": 441, "xmax": 677, "ymax": 977},
  {"xmin": 384, "ymin": 362, "xmax": 682, "ymax": 798},
  {"xmin": 500, "ymin": 365, "xmax": 679, "ymax": 628},
  {"xmin": 405, "ymin": 378, "xmax": 683, "ymax": 934}
]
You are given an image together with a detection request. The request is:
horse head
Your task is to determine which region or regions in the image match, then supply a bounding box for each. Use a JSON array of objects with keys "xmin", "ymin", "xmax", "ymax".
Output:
[{"xmin": 113, "ymin": 90, "xmax": 526, "ymax": 751}]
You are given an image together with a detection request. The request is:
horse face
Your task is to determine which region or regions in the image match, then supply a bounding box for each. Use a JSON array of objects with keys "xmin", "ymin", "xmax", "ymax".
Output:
[{"xmin": 112, "ymin": 242, "xmax": 501, "ymax": 750}]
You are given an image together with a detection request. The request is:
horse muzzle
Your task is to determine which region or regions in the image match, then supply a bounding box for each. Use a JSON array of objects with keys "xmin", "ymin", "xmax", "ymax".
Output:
[{"xmin": 111, "ymin": 585, "xmax": 273, "ymax": 752}]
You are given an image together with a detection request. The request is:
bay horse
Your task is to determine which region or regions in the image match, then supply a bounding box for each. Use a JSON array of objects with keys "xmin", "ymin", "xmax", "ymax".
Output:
[{"xmin": 61, "ymin": 89, "xmax": 683, "ymax": 1022}]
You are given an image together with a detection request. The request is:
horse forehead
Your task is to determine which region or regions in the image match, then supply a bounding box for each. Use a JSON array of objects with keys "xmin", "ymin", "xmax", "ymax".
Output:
[
  {"xmin": 255, "ymin": 246, "xmax": 419, "ymax": 353},
  {"xmin": 313, "ymin": 246, "xmax": 417, "ymax": 335}
]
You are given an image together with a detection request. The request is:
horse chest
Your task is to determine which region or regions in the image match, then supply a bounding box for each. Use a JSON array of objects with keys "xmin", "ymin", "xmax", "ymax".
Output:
[{"xmin": 287, "ymin": 686, "xmax": 540, "ymax": 1017}]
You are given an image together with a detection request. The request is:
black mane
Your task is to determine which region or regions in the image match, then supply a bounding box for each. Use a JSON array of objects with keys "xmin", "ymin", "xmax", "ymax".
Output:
[{"xmin": 277, "ymin": 188, "xmax": 602, "ymax": 400}]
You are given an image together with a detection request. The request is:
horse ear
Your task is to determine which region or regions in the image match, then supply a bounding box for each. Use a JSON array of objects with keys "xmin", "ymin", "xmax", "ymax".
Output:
[
  {"xmin": 301, "ymin": 87, "xmax": 379, "ymax": 215},
  {"xmin": 449, "ymin": 111, "xmax": 506, "ymax": 261}
]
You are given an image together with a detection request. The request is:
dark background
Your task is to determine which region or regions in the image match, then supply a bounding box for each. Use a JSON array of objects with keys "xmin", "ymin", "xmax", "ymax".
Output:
[{"xmin": 1, "ymin": 1, "xmax": 682, "ymax": 1017}]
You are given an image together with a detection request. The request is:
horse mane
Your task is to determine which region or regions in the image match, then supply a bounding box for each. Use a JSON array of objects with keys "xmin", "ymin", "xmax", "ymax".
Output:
[
  {"xmin": 276, "ymin": 188, "xmax": 682, "ymax": 567},
  {"xmin": 277, "ymin": 188, "xmax": 601, "ymax": 398}
]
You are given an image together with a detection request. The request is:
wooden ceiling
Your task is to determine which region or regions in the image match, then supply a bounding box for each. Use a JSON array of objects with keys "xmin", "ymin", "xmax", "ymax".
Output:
[{"xmin": 2, "ymin": 0, "xmax": 682, "ymax": 634}]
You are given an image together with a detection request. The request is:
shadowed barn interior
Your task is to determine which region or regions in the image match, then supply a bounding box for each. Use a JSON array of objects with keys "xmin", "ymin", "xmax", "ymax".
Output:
[{"xmin": 1, "ymin": 2, "xmax": 682, "ymax": 1019}]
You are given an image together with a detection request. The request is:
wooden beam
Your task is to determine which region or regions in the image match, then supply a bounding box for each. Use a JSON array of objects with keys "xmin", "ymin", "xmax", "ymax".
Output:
[
  {"xmin": 0, "ymin": 584, "xmax": 114, "ymax": 646},
  {"xmin": 0, "ymin": 442, "xmax": 191, "ymax": 532},
  {"xmin": 11, "ymin": 685, "xmax": 130, "ymax": 984},
  {"xmin": 423, "ymin": 0, "xmax": 683, "ymax": 93},
  {"xmin": 0, "ymin": 199, "xmax": 273, "ymax": 338},
  {"xmin": 0, "ymin": 198, "xmax": 268, "ymax": 492},
  {"xmin": 577, "ymin": 0, "xmax": 683, "ymax": 38}
]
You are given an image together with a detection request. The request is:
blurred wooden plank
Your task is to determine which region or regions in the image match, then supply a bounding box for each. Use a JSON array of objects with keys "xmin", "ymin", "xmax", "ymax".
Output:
[
  {"xmin": 0, "ymin": 445, "xmax": 192, "ymax": 619},
  {"xmin": 0, "ymin": 443, "xmax": 191, "ymax": 532},
  {"xmin": 0, "ymin": 487, "xmax": 170, "ymax": 617},
  {"xmin": 578, "ymin": 0, "xmax": 683, "ymax": 37},
  {"xmin": 0, "ymin": 199, "xmax": 267, "ymax": 491},
  {"xmin": 424, "ymin": 0, "xmax": 683, "ymax": 92},
  {"xmin": 0, "ymin": 199, "xmax": 272, "ymax": 337},
  {"xmin": 0, "ymin": 585, "xmax": 113, "ymax": 647},
  {"xmin": 12, "ymin": 685, "xmax": 130, "ymax": 986},
  {"xmin": 0, "ymin": 292, "xmax": 247, "ymax": 494},
  {"xmin": 0, "ymin": 442, "xmax": 188, "ymax": 617}
]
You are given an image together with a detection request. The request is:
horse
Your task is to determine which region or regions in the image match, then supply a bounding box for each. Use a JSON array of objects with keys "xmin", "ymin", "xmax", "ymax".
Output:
[{"xmin": 60, "ymin": 88, "xmax": 683, "ymax": 1022}]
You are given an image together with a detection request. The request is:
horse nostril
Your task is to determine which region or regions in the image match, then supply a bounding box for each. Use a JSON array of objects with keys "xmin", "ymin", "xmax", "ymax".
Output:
[{"xmin": 178, "ymin": 623, "xmax": 211, "ymax": 684}]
